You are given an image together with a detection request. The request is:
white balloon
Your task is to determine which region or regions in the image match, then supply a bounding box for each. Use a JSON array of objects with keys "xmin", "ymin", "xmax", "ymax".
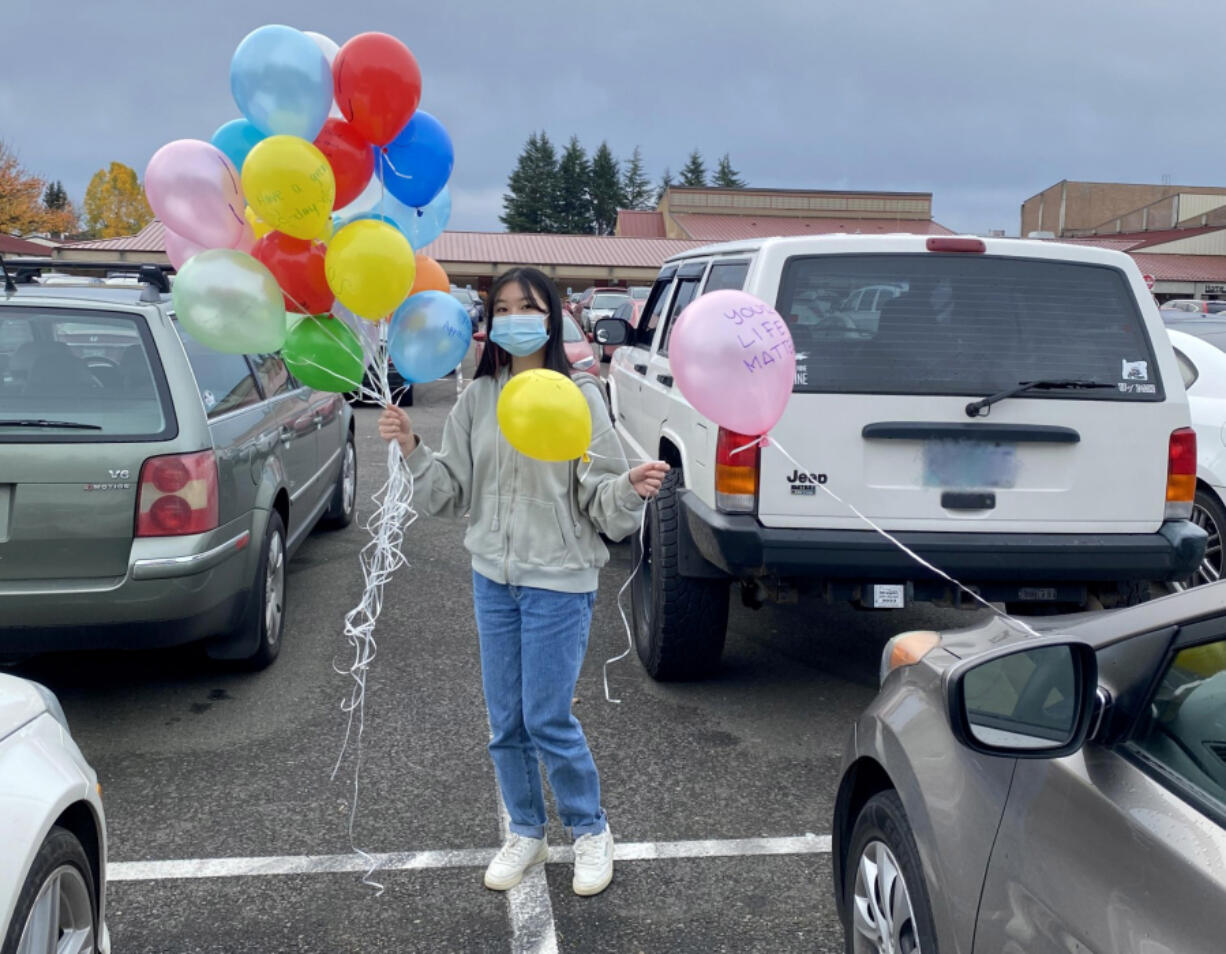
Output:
[{"xmin": 303, "ymin": 31, "xmax": 343, "ymax": 118}]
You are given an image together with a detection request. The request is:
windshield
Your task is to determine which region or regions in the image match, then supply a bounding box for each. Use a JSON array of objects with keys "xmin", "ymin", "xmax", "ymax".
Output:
[
  {"xmin": 0, "ymin": 308, "xmax": 173, "ymax": 442},
  {"xmin": 629, "ymin": 286, "xmax": 650, "ymax": 300},
  {"xmin": 593, "ymin": 293, "xmax": 629, "ymax": 310},
  {"xmin": 779, "ymin": 254, "xmax": 1161, "ymax": 401}
]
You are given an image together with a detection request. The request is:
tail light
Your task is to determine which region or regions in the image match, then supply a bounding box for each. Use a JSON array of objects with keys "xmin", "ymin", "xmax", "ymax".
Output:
[
  {"xmin": 716, "ymin": 427, "xmax": 760, "ymax": 513},
  {"xmin": 926, "ymin": 237, "xmax": 985, "ymax": 253},
  {"xmin": 1166, "ymin": 427, "xmax": 1196, "ymax": 519},
  {"xmin": 136, "ymin": 450, "xmax": 219, "ymax": 537}
]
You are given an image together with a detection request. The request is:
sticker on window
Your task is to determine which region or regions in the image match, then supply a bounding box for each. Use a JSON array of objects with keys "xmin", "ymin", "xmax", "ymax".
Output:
[
  {"xmin": 202, "ymin": 389, "xmax": 217, "ymax": 410},
  {"xmin": 1122, "ymin": 359, "xmax": 1148, "ymax": 381}
]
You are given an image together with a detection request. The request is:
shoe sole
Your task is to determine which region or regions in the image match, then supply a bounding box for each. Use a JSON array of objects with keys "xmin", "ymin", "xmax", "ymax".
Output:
[
  {"xmin": 483, "ymin": 846, "xmax": 548, "ymax": 891},
  {"xmin": 572, "ymin": 868, "xmax": 613, "ymax": 897}
]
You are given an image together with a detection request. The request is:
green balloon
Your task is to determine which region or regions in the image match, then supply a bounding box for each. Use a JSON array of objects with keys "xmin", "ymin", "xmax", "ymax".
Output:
[
  {"xmin": 171, "ymin": 248, "xmax": 286, "ymax": 354},
  {"xmin": 282, "ymin": 315, "xmax": 366, "ymax": 393}
]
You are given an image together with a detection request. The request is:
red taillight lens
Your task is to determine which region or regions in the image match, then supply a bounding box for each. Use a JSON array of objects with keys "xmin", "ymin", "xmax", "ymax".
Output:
[
  {"xmin": 1166, "ymin": 427, "xmax": 1196, "ymax": 517},
  {"xmin": 715, "ymin": 427, "xmax": 760, "ymax": 512},
  {"xmin": 136, "ymin": 451, "xmax": 219, "ymax": 537},
  {"xmin": 926, "ymin": 237, "xmax": 986, "ymax": 253}
]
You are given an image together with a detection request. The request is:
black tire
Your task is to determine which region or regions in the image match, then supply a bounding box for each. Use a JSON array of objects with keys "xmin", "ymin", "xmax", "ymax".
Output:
[
  {"xmin": 1184, "ymin": 487, "xmax": 1226, "ymax": 588},
  {"xmin": 1, "ymin": 825, "xmax": 98, "ymax": 954},
  {"xmin": 842, "ymin": 791, "xmax": 938, "ymax": 954},
  {"xmin": 234, "ymin": 510, "xmax": 287, "ymax": 671},
  {"xmin": 321, "ymin": 430, "xmax": 357, "ymax": 530},
  {"xmin": 630, "ymin": 470, "xmax": 729, "ymax": 680}
]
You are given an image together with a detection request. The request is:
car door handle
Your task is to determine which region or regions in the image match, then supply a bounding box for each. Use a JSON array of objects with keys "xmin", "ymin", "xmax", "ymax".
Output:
[
  {"xmin": 633, "ymin": 363, "xmax": 647, "ymax": 375},
  {"xmin": 312, "ymin": 413, "xmax": 324, "ymax": 429},
  {"xmin": 656, "ymin": 374, "xmax": 673, "ymax": 387}
]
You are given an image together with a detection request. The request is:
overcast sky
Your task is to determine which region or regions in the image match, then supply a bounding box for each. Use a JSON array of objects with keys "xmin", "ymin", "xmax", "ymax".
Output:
[{"xmin": 4, "ymin": 0, "xmax": 1223, "ymax": 236}]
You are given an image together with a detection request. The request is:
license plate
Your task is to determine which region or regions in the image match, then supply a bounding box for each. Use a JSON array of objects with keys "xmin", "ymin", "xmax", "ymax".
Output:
[
  {"xmin": 872, "ymin": 584, "xmax": 906, "ymax": 609},
  {"xmin": 923, "ymin": 441, "xmax": 1017, "ymax": 489},
  {"xmin": 1018, "ymin": 587, "xmax": 1058, "ymax": 601}
]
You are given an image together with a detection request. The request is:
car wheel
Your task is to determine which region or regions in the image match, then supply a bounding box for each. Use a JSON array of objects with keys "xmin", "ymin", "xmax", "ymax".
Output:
[
  {"xmin": 322, "ymin": 431, "xmax": 357, "ymax": 529},
  {"xmin": 844, "ymin": 791, "xmax": 938, "ymax": 954},
  {"xmin": 630, "ymin": 469, "xmax": 729, "ymax": 680},
  {"xmin": 235, "ymin": 510, "xmax": 287, "ymax": 671},
  {"xmin": 1, "ymin": 825, "xmax": 97, "ymax": 954},
  {"xmin": 1180, "ymin": 487, "xmax": 1226, "ymax": 588}
]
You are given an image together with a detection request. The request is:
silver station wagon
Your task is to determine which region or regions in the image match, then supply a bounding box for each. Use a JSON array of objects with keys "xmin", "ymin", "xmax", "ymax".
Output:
[{"xmin": 0, "ymin": 261, "xmax": 356, "ymax": 668}]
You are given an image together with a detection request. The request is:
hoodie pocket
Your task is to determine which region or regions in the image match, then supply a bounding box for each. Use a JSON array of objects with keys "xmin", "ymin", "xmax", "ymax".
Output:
[{"xmin": 510, "ymin": 498, "xmax": 571, "ymax": 568}]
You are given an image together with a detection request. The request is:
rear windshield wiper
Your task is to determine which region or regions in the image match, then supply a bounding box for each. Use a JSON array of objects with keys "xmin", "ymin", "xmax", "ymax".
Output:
[
  {"xmin": 965, "ymin": 380, "xmax": 1116, "ymax": 418},
  {"xmin": 0, "ymin": 418, "xmax": 103, "ymax": 430}
]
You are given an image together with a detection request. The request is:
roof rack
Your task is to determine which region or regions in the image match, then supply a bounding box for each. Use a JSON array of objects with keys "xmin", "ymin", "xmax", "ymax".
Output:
[{"xmin": 0, "ymin": 255, "xmax": 173, "ymax": 300}]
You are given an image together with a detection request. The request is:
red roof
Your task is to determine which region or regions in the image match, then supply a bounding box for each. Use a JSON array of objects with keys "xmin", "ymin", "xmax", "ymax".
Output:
[
  {"xmin": 65, "ymin": 220, "xmax": 165, "ymax": 251},
  {"xmin": 616, "ymin": 210, "xmax": 667, "ymax": 238},
  {"xmin": 0, "ymin": 233, "xmax": 55, "ymax": 255},
  {"xmin": 1060, "ymin": 226, "xmax": 1222, "ymax": 251},
  {"xmin": 1129, "ymin": 253, "xmax": 1226, "ymax": 282},
  {"xmin": 670, "ymin": 213, "xmax": 953, "ymax": 241},
  {"xmin": 418, "ymin": 231, "xmax": 706, "ymax": 267}
]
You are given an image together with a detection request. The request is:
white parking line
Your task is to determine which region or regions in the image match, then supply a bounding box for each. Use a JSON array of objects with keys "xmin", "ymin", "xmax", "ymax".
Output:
[
  {"xmin": 498, "ymin": 802, "xmax": 559, "ymax": 954},
  {"xmin": 107, "ymin": 834, "xmax": 833, "ymax": 883}
]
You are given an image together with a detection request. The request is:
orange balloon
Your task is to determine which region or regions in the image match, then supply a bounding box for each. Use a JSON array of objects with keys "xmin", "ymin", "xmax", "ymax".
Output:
[{"xmin": 409, "ymin": 253, "xmax": 450, "ymax": 296}]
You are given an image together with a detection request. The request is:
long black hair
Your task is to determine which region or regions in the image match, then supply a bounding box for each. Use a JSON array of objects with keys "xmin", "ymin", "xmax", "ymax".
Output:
[{"xmin": 474, "ymin": 267, "xmax": 573, "ymax": 380}]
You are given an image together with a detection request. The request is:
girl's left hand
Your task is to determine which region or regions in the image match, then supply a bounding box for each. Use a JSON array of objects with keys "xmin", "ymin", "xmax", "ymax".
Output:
[{"xmin": 629, "ymin": 461, "xmax": 671, "ymax": 499}]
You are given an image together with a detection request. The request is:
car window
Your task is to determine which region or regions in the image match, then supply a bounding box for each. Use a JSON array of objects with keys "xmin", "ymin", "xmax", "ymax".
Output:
[
  {"xmin": 0, "ymin": 309, "xmax": 172, "ymax": 442},
  {"xmin": 176, "ymin": 328, "xmax": 261, "ymax": 418},
  {"xmin": 1131, "ymin": 637, "xmax": 1226, "ymax": 813},
  {"xmin": 659, "ymin": 276, "xmax": 703, "ymax": 354},
  {"xmin": 250, "ymin": 353, "xmax": 294, "ymax": 399},
  {"xmin": 704, "ymin": 261, "xmax": 749, "ymax": 294},
  {"xmin": 593, "ymin": 292, "xmax": 628, "ymax": 310},
  {"xmin": 561, "ymin": 315, "xmax": 585, "ymax": 343},
  {"xmin": 640, "ymin": 278, "xmax": 675, "ymax": 347},
  {"xmin": 1173, "ymin": 347, "xmax": 1199, "ymax": 389},
  {"xmin": 629, "ymin": 286, "xmax": 650, "ymax": 300},
  {"xmin": 779, "ymin": 254, "xmax": 1162, "ymax": 402}
]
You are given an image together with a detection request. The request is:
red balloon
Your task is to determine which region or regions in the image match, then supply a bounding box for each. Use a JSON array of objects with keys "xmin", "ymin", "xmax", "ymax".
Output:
[
  {"xmin": 332, "ymin": 33, "xmax": 422, "ymax": 146},
  {"xmin": 252, "ymin": 233, "xmax": 332, "ymax": 314},
  {"xmin": 314, "ymin": 118, "xmax": 375, "ymax": 209}
]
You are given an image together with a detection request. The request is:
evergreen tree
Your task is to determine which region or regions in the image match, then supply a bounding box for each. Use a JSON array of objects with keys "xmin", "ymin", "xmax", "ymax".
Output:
[
  {"xmin": 713, "ymin": 154, "xmax": 747, "ymax": 189},
  {"xmin": 554, "ymin": 135, "xmax": 593, "ymax": 234},
  {"xmin": 589, "ymin": 141, "xmax": 624, "ymax": 235},
  {"xmin": 500, "ymin": 132, "xmax": 559, "ymax": 233},
  {"xmin": 43, "ymin": 179, "xmax": 68, "ymax": 211},
  {"xmin": 621, "ymin": 146, "xmax": 653, "ymax": 211},
  {"xmin": 679, "ymin": 149, "xmax": 707, "ymax": 187},
  {"xmin": 655, "ymin": 167, "xmax": 674, "ymax": 206}
]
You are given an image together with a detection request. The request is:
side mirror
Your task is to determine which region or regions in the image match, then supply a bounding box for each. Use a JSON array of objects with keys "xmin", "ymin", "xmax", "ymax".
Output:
[
  {"xmin": 947, "ymin": 639, "xmax": 1098, "ymax": 759},
  {"xmin": 594, "ymin": 317, "xmax": 631, "ymax": 346}
]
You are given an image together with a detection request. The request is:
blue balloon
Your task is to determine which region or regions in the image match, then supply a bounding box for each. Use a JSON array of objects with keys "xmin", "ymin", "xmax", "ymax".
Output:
[
  {"xmin": 210, "ymin": 119, "xmax": 266, "ymax": 172},
  {"xmin": 230, "ymin": 25, "xmax": 332, "ymax": 140},
  {"xmin": 389, "ymin": 291, "xmax": 472, "ymax": 383},
  {"xmin": 377, "ymin": 111, "xmax": 454, "ymax": 209},
  {"xmin": 404, "ymin": 185, "xmax": 452, "ymax": 250}
]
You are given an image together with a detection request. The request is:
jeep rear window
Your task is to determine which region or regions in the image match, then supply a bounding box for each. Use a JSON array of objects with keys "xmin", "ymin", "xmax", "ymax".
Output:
[
  {"xmin": 779, "ymin": 254, "xmax": 1162, "ymax": 401},
  {"xmin": 0, "ymin": 309, "xmax": 175, "ymax": 442}
]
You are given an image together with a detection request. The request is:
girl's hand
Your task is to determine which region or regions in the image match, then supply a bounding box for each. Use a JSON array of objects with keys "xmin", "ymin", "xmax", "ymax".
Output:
[
  {"xmin": 629, "ymin": 461, "xmax": 670, "ymax": 499},
  {"xmin": 378, "ymin": 404, "xmax": 416, "ymax": 455}
]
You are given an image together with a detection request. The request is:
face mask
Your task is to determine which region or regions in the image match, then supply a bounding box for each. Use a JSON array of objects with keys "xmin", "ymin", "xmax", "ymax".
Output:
[{"xmin": 490, "ymin": 314, "xmax": 549, "ymax": 357}]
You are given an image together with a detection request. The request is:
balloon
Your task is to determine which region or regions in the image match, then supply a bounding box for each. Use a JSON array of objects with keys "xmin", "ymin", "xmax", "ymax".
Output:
[
  {"xmin": 282, "ymin": 314, "xmax": 366, "ymax": 392},
  {"xmin": 403, "ymin": 185, "xmax": 451, "ymax": 250},
  {"xmin": 388, "ymin": 290, "xmax": 471, "ymax": 383},
  {"xmin": 210, "ymin": 119, "xmax": 266, "ymax": 172},
  {"xmin": 409, "ymin": 253, "xmax": 449, "ymax": 296},
  {"xmin": 230, "ymin": 24, "xmax": 332, "ymax": 140},
  {"xmin": 172, "ymin": 249, "xmax": 287, "ymax": 354},
  {"xmin": 145, "ymin": 140, "xmax": 245, "ymax": 249},
  {"xmin": 377, "ymin": 110, "xmax": 454, "ymax": 209},
  {"xmin": 497, "ymin": 369, "xmax": 592, "ymax": 462},
  {"xmin": 241, "ymin": 135, "xmax": 335, "ymax": 240},
  {"xmin": 332, "ymin": 32, "xmax": 422, "ymax": 145},
  {"xmin": 164, "ymin": 227, "xmax": 206, "ymax": 271},
  {"xmin": 252, "ymin": 232, "xmax": 332, "ymax": 314},
  {"xmin": 333, "ymin": 301, "xmax": 381, "ymax": 368},
  {"xmin": 246, "ymin": 206, "xmax": 273, "ymax": 239},
  {"xmin": 325, "ymin": 219, "xmax": 415, "ymax": 319},
  {"xmin": 669, "ymin": 289, "xmax": 796, "ymax": 437},
  {"xmin": 302, "ymin": 30, "xmax": 343, "ymax": 118},
  {"xmin": 314, "ymin": 118, "xmax": 374, "ymax": 209}
]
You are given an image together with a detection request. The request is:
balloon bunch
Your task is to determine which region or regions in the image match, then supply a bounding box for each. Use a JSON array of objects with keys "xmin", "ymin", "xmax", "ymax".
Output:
[{"xmin": 145, "ymin": 24, "xmax": 469, "ymax": 396}]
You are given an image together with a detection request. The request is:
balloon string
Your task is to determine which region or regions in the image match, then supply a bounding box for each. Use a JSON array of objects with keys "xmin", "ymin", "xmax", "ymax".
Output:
[
  {"xmin": 377, "ymin": 150, "xmax": 416, "ymax": 185},
  {"xmin": 603, "ymin": 503, "xmax": 647, "ymax": 704}
]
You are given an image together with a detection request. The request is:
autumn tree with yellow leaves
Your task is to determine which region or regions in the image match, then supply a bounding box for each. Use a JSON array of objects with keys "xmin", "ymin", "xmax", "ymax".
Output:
[
  {"xmin": 83, "ymin": 161, "xmax": 152, "ymax": 239},
  {"xmin": 0, "ymin": 140, "xmax": 78, "ymax": 237}
]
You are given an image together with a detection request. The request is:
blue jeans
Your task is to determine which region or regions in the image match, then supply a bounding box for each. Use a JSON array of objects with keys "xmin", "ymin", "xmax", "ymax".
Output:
[{"xmin": 472, "ymin": 571, "xmax": 607, "ymax": 839}]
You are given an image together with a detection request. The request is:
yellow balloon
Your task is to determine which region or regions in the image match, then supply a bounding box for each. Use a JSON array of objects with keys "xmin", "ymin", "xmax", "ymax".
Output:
[
  {"xmin": 241, "ymin": 135, "xmax": 335, "ymax": 240},
  {"xmin": 315, "ymin": 216, "xmax": 335, "ymax": 244},
  {"xmin": 497, "ymin": 369, "xmax": 592, "ymax": 462},
  {"xmin": 245, "ymin": 206, "xmax": 272, "ymax": 240},
  {"xmin": 325, "ymin": 220, "xmax": 415, "ymax": 319}
]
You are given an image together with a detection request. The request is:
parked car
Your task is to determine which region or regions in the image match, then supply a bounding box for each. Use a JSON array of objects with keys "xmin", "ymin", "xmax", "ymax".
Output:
[
  {"xmin": 450, "ymin": 285, "xmax": 483, "ymax": 332},
  {"xmin": 572, "ymin": 286, "xmax": 629, "ymax": 332},
  {"xmin": 0, "ymin": 264, "xmax": 356, "ymax": 669},
  {"xmin": 628, "ymin": 286, "xmax": 650, "ymax": 302},
  {"xmin": 579, "ymin": 289, "xmax": 631, "ymax": 333},
  {"xmin": 473, "ymin": 310, "xmax": 599, "ymax": 376},
  {"xmin": 1162, "ymin": 298, "xmax": 1226, "ymax": 315},
  {"xmin": 603, "ymin": 298, "xmax": 644, "ymax": 361},
  {"xmin": 1, "ymin": 673, "xmax": 110, "ymax": 953},
  {"xmin": 596, "ymin": 235, "xmax": 1206, "ymax": 679},
  {"xmin": 833, "ymin": 584, "xmax": 1226, "ymax": 953}
]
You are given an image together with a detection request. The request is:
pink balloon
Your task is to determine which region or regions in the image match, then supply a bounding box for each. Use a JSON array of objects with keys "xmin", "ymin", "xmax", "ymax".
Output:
[
  {"xmin": 164, "ymin": 227, "xmax": 206, "ymax": 270},
  {"xmin": 145, "ymin": 139, "xmax": 245, "ymax": 249},
  {"xmin": 669, "ymin": 289, "xmax": 796, "ymax": 436},
  {"xmin": 233, "ymin": 219, "xmax": 256, "ymax": 253}
]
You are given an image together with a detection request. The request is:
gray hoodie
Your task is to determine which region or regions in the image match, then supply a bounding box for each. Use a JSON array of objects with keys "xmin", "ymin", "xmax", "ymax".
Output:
[{"xmin": 403, "ymin": 371, "xmax": 645, "ymax": 593}]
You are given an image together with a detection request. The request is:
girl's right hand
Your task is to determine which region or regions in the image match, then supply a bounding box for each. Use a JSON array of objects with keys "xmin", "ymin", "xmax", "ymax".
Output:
[{"xmin": 378, "ymin": 404, "xmax": 416, "ymax": 455}]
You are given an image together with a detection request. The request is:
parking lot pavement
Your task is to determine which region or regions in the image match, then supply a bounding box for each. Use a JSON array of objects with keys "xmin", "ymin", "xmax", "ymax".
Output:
[{"xmin": 16, "ymin": 366, "xmax": 986, "ymax": 953}]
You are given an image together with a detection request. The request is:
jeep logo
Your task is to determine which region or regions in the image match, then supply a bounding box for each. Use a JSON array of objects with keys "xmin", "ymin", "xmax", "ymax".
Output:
[{"xmin": 786, "ymin": 469, "xmax": 827, "ymax": 496}]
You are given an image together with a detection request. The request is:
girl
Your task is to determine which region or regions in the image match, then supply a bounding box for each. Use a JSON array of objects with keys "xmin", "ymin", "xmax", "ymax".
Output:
[{"xmin": 378, "ymin": 266, "xmax": 669, "ymax": 897}]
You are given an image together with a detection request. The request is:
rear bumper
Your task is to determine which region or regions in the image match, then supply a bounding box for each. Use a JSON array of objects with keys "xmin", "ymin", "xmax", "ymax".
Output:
[{"xmin": 680, "ymin": 490, "xmax": 1207, "ymax": 585}]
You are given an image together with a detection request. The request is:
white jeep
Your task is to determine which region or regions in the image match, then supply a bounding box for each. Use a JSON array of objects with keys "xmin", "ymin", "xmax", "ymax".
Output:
[{"xmin": 595, "ymin": 235, "xmax": 1207, "ymax": 680}]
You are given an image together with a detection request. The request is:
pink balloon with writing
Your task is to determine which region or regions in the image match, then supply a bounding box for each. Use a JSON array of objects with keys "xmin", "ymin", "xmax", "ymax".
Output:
[
  {"xmin": 145, "ymin": 139, "xmax": 246, "ymax": 250},
  {"xmin": 669, "ymin": 289, "xmax": 796, "ymax": 437}
]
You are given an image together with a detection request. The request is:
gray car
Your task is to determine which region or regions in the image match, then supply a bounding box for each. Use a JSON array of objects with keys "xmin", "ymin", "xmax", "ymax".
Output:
[
  {"xmin": 833, "ymin": 586, "xmax": 1226, "ymax": 953},
  {"xmin": 0, "ymin": 264, "xmax": 356, "ymax": 669}
]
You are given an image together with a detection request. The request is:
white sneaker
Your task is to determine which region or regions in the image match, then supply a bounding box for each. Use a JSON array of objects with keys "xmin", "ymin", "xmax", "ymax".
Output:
[
  {"xmin": 572, "ymin": 828, "xmax": 614, "ymax": 896},
  {"xmin": 484, "ymin": 834, "xmax": 548, "ymax": 891}
]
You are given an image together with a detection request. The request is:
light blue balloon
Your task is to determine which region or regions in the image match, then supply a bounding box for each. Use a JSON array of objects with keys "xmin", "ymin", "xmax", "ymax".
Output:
[
  {"xmin": 389, "ymin": 291, "xmax": 472, "ymax": 383},
  {"xmin": 335, "ymin": 210, "xmax": 404, "ymax": 233},
  {"xmin": 230, "ymin": 24, "xmax": 332, "ymax": 140},
  {"xmin": 404, "ymin": 185, "xmax": 452, "ymax": 250},
  {"xmin": 210, "ymin": 119, "xmax": 266, "ymax": 172}
]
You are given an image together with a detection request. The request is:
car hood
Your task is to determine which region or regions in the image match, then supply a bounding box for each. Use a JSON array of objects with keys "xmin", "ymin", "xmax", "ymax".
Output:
[{"xmin": 0, "ymin": 673, "xmax": 49, "ymax": 741}]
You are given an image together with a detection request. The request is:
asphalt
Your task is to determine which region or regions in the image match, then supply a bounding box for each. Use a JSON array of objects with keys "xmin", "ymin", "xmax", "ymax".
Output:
[{"xmin": 16, "ymin": 358, "xmax": 986, "ymax": 953}]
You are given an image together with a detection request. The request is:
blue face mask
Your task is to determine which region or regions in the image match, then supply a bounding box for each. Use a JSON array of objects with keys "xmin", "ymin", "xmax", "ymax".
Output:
[{"xmin": 490, "ymin": 314, "xmax": 549, "ymax": 357}]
